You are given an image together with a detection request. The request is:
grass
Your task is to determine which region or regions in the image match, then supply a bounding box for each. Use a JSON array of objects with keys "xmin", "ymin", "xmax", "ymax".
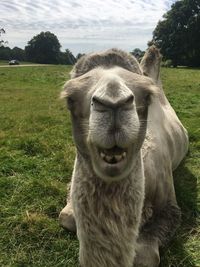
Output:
[
  {"xmin": 0, "ymin": 65, "xmax": 199, "ymax": 267},
  {"xmin": 0, "ymin": 60, "xmax": 8, "ymax": 65}
]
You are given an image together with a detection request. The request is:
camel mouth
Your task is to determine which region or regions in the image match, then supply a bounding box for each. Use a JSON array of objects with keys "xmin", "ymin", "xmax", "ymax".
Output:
[
  {"xmin": 91, "ymin": 144, "xmax": 132, "ymax": 180},
  {"xmin": 98, "ymin": 146, "xmax": 127, "ymax": 165}
]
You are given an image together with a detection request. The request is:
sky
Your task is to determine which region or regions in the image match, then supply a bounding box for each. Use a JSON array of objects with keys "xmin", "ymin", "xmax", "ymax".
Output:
[{"xmin": 0, "ymin": 0, "xmax": 176, "ymax": 56}]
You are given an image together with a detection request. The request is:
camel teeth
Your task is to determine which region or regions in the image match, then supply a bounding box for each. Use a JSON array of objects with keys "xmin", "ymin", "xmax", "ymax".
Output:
[
  {"xmin": 122, "ymin": 152, "xmax": 126, "ymax": 158},
  {"xmin": 100, "ymin": 150, "xmax": 126, "ymax": 163},
  {"xmin": 114, "ymin": 155, "xmax": 122, "ymax": 162},
  {"xmin": 100, "ymin": 152, "xmax": 105, "ymax": 159},
  {"xmin": 105, "ymin": 155, "xmax": 113, "ymax": 162}
]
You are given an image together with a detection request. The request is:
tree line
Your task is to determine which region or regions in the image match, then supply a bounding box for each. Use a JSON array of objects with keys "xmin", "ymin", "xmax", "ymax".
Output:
[
  {"xmin": 0, "ymin": 31, "xmax": 84, "ymax": 65},
  {"xmin": 0, "ymin": 30, "xmax": 143, "ymax": 65}
]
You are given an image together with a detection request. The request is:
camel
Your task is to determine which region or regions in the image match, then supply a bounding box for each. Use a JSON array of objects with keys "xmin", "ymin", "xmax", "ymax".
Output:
[{"xmin": 59, "ymin": 46, "xmax": 189, "ymax": 267}]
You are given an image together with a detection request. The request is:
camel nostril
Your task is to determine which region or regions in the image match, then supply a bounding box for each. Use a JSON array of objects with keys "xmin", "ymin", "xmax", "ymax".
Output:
[
  {"xmin": 92, "ymin": 96, "xmax": 102, "ymax": 106},
  {"xmin": 124, "ymin": 95, "xmax": 134, "ymax": 106},
  {"xmin": 91, "ymin": 96, "xmax": 109, "ymax": 112},
  {"xmin": 92, "ymin": 94, "xmax": 134, "ymax": 110}
]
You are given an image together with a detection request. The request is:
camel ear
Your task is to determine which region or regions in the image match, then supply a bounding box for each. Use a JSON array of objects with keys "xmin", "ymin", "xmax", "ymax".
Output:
[{"xmin": 140, "ymin": 46, "xmax": 162, "ymax": 86}]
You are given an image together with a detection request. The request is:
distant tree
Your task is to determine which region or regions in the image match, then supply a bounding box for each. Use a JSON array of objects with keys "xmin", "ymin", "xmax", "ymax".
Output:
[
  {"xmin": 0, "ymin": 44, "xmax": 27, "ymax": 61},
  {"xmin": 130, "ymin": 48, "xmax": 145, "ymax": 61},
  {"xmin": 151, "ymin": 0, "xmax": 200, "ymax": 67},
  {"xmin": 25, "ymin": 31, "xmax": 61, "ymax": 64},
  {"xmin": 65, "ymin": 49, "xmax": 76, "ymax": 64},
  {"xmin": 59, "ymin": 49, "xmax": 76, "ymax": 65},
  {"xmin": 0, "ymin": 46, "xmax": 12, "ymax": 60},
  {"xmin": 76, "ymin": 53, "xmax": 85, "ymax": 60},
  {"xmin": 0, "ymin": 28, "xmax": 7, "ymax": 47},
  {"xmin": 12, "ymin": 47, "xmax": 26, "ymax": 61},
  {"xmin": 0, "ymin": 29, "xmax": 26, "ymax": 61}
]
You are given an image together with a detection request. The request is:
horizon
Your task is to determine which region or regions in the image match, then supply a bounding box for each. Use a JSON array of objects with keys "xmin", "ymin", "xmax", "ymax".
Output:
[{"xmin": 1, "ymin": 0, "xmax": 176, "ymax": 56}]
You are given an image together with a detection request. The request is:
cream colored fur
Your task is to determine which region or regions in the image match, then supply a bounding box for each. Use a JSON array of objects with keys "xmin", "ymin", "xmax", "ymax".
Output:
[{"xmin": 59, "ymin": 46, "xmax": 189, "ymax": 267}]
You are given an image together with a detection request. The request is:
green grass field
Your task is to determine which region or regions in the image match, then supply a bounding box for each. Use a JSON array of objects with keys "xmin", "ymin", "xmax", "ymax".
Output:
[
  {"xmin": 0, "ymin": 60, "xmax": 9, "ymax": 65},
  {"xmin": 0, "ymin": 65, "xmax": 199, "ymax": 267}
]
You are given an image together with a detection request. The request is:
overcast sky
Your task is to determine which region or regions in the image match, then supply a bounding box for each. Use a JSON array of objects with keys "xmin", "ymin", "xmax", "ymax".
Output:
[{"xmin": 0, "ymin": 0, "xmax": 176, "ymax": 55}]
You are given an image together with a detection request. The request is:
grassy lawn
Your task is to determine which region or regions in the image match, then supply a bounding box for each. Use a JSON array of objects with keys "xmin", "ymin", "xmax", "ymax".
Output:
[
  {"xmin": 0, "ymin": 65, "xmax": 199, "ymax": 267},
  {"xmin": 0, "ymin": 60, "xmax": 8, "ymax": 65}
]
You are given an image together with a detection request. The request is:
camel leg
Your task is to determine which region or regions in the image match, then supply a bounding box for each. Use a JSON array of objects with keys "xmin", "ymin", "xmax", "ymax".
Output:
[
  {"xmin": 134, "ymin": 238, "xmax": 160, "ymax": 267},
  {"xmin": 134, "ymin": 203, "xmax": 181, "ymax": 267},
  {"xmin": 59, "ymin": 200, "xmax": 76, "ymax": 232}
]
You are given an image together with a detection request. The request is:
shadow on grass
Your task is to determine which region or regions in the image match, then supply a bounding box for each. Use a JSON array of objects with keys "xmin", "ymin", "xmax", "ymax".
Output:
[{"xmin": 160, "ymin": 159, "xmax": 198, "ymax": 267}]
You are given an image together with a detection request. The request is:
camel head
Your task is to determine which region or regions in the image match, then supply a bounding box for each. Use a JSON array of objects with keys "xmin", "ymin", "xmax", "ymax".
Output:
[{"xmin": 62, "ymin": 48, "xmax": 159, "ymax": 182}]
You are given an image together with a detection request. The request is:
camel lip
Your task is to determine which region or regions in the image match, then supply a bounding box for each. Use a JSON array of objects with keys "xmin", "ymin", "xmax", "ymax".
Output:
[{"xmin": 90, "ymin": 144, "xmax": 131, "ymax": 179}]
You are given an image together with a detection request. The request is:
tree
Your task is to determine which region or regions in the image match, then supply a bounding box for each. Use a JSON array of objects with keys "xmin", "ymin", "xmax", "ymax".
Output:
[
  {"xmin": 151, "ymin": 0, "xmax": 200, "ymax": 67},
  {"xmin": 76, "ymin": 53, "xmax": 85, "ymax": 60},
  {"xmin": 25, "ymin": 31, "xmax": 61, "ymax": 64},
  {"xmin": 12, "ymin": 47, "xmax": 26, "ymax": 61},
  {"xmin": 130, "ymin": 48, "xmax": 145, "ymax": 61},
  {"xmin": 64, "ymin": 49, "xmax": 76, "ymax": 64},
  {"xmin": 0, "ymin": 46, "xmax": 12, "ymax": 60},
  {"xmin": 59, "ymin": 49, "xmax": 76, "ymax": 65},
  {"xmin": 0, "ymin": 28, "xmax": 7, "ymax": 47}
]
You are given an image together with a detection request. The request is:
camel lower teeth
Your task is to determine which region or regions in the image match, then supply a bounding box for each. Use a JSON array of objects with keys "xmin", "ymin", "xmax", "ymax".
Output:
[
  {"xmin": 122, "ymin": 152, "xmax": 126, "ymax": 158},
  {"xmin": 100, "ymin": 152, "xmax": 105, "ymax": 159},
  {"xmin": 100, "ymin": 151, "xmax": 127, "ymax": 163},
  {"xmin": 105, "ymin": 155, "xmax": 113, "ymax": 162},
  {"xmin": 114, "ymin": 155, "xmax": 122, "ymax": 162},
  {"xmin": 103, "ymin": 154, "xmax": 124, "ymax": 163}
]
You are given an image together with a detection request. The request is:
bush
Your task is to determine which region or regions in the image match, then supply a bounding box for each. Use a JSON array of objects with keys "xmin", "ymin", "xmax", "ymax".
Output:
[{"xmin": 161, "ymin": 59, "xmax": 173, "ymax": 68}]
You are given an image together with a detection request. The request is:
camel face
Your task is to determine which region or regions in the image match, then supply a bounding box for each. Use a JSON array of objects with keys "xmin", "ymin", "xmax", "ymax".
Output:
[{"xmin": 63, "ymin": 67, "xmax": 156, "ymax": 182}]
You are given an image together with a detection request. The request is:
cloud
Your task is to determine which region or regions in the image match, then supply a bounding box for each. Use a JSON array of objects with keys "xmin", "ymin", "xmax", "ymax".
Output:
[{"xmin": 0, "ymin": 0, "xmax": 176, "ymax": 54}]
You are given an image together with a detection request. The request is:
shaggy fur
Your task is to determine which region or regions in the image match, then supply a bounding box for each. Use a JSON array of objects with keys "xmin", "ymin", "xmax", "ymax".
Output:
[
  {"xmin": 59, "ymin": 46, "xmax": 189, "ymax": 267},
  {"xmin": 70, "ymin": 48, "xmax": 142, "ymax": 78},
  {"xmin": 72, "ymin": 153, "xmax": 144, "ymax": 267}
]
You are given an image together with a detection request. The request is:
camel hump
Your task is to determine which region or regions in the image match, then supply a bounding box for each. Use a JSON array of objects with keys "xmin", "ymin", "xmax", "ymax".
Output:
[{"xmin": 70, "ymin": 48, "xmax": 142, "ymax": 78}]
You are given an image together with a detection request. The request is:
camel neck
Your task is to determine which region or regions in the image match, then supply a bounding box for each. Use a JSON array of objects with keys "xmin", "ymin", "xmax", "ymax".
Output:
[{"xmin": 71, "ymin": 152, "xmax": 145, "ymax": 267}]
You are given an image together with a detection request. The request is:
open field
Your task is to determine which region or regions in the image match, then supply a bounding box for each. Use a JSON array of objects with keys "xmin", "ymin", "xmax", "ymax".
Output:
[
  {"xmin": 0, "ymin": 65, "xmax": 199, "ymax": 267},
  {"xmin": 0, "ymin": 60, "xmax": 9, "ymax": 65}
]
